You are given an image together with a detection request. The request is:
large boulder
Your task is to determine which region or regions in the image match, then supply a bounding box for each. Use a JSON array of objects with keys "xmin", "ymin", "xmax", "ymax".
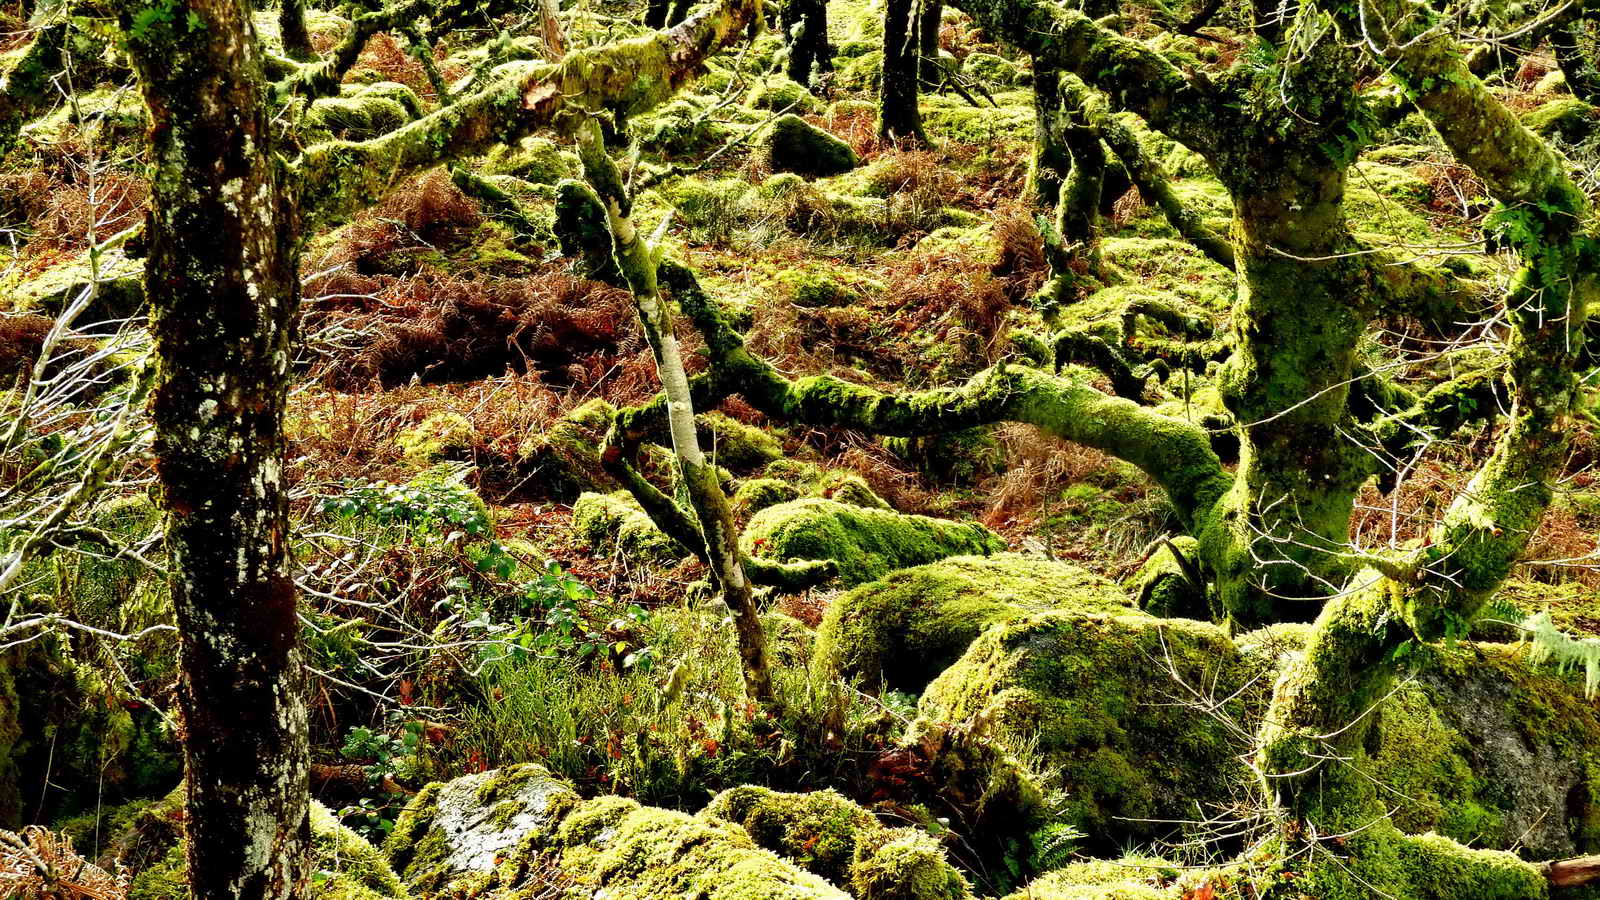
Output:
[
  {"xmin": 743, "ymin": 499, "xmax": 1005, "ymax": 589},
  {"xmin": 571, "ymin": 490, "xmax": 690, "ymax": 563},
  {"xmin": 765, "ymin": 114, "xmax": 858, "ymax": 179},
  {"xmin": 385, "ymin": 764, "xmax": 851, "ymax": 899},
  {"xmin": 702, "ymin": 786, "xmax": 971, "ymax": 899},
  {"xmin": 910, "ymin": 610, "xmax": 1251, "ymax": 844},
  {"xmin": 814, "ymin": 554, "xmax": 1131, "ymax": 693}
]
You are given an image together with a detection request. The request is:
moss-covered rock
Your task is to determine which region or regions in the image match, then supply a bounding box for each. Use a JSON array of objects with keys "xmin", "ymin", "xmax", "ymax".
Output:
[
  {"xmin": 483, "ymin": 135, "xmax": 579, "ymax": 184},
  {"xmin": 1520, "ymin": 96, "xmax": 1597, "ymax": 143},
  {"xmin": 572, "ymin": 490, "xmax": 689, "ymax": 563},
  {"xmin": 3, "ymin": 247, "xmax": 144, "ymax": 318},
  {"xmin": 766, "ymin": 114, "xmax": 858, "ymax": 179},
  {"xmin": 1124, "ymin": 536, "xmax": 1206, "ymax": 619},
  {"xmin": 742, "ymin": 499, "xmax": 1004, "ymax": 587},
  {"xmin": 960, "ymin": 51, "xmax": 1027, "ymax": 86},
  {"xmin": 700, "ymin": 786, "xmax": 972, "ymax": 900},
  {"xmin": 385, "ymin": 764, "xmax": 581, "ymax": 893},
  {"xmin": 747, "ymin": 75, "xmax": 825, "ymax": 113},
  {"xmin": 396, "ymin": 410, "xmax": 476, "ymax": 468},
  {"xmin": 518, "ymin": 397, "xmax": 617, "ymax": 502},
  {"xmin": 1000, "ymin": 858, "xmax": 1179, "ymax": 899},
  {"xmin": 305, "ymin": 94, "xmax": 413, "ymax": 141},
  {"xmin": 386, "ymin": 765, "xmax": 850, "ymax": 898},
  {"xmin": 733, "ymin": 477, "xmax": 802, "ymax": 518},
  {"xmin": 913, "ymin": 610, "xmax": 1250, "ymax": 844},
  {"xmin": 700, "ymin": 411, "xmax": 783, "ymax": 470},
  {"xmin": 814, "ymin": 554, "xmax": 1131, "ymax": 693}
]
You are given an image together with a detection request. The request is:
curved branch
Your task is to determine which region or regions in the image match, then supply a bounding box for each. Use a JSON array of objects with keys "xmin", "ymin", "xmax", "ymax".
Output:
[
  {"xmin": 660, "ymin": 261, "xmax": 1231, "ymax": 527},
  {"xmin": 296, "ymin": 0, "xmax": 761, "ymax": 230}
]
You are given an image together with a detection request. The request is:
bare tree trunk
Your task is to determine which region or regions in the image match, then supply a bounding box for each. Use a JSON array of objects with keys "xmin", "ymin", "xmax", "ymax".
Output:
[
  {"xmin": 879, "ymin": 0, "xmax": 924, "ymax": 141},
  {"xmin": 575, "ymin": 122, "xmax": 776, "ymax": 704},
  {"xmin": 783, "ymin": 0, "xmax": 833, "ymax": 86},
  {"xmin": 280, "ymin": 0, "xmax": 314, "ymax": 60},
  {"xmin": 113, "ymin": 1, "xmax": 310, "ymax": 897},
  {"xmin": 916, "ymin": 0, "xmax": 942, "ymax": 82}
]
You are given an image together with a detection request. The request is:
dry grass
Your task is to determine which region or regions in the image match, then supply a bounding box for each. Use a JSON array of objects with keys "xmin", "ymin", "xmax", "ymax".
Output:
[{"xmin": 981, "ymin": 424, "xmax": 1122, "ymax": 531}]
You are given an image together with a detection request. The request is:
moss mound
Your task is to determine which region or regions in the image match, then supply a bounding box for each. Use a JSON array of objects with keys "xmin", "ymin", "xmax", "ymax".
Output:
[
  {"xmin": 815, "ymin": 554, "xmax": 1131, "ymax": 694},
  {"xmin": 913, "ymin": 610, "xmax": 1250, "ymax": 844},
  {"xmin": 386, "ymin": 765, "xmax": 850, "ymax": 898},
  {"xmin": 766, "ymin": 114, "xmax": 858, "ymax": 179},
  {"xmin": 396, "ymin": 411, "xmax": 476, "ymax": 468},
  {"xmin": 701, "ymin": 786, "xmax": 971, "ymax": 899},
  {"xmin": 518, "ymin": 397, "xmax": 617, "ymax": 501},
  {"xmin": 572, "ymin": 490, "xmax": 689, "ymax": 563},
  {"xmin": 733, "ymin": 477, "xmax": 802, "ymax": 518},
  {"xmin": 742, "ymin": 498, "xmax": 1005, "ymax": 588},
  {"xmin": 1001, "ymin": 858, "xmax": 1179, "ymax": 899}
]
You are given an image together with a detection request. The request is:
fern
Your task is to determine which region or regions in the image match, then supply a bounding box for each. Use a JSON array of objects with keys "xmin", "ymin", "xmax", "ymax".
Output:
[
  {"xmin": 1028, "ymin": 822, "xmax": 1085, "ymax": 873},
  {"xmin": 1522, "ymin": 612, "xmax": 1600, "ymax": 698}
]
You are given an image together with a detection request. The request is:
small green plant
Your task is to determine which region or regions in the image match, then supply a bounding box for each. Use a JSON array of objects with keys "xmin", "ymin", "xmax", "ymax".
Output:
[{"xmin": 320, "ymin": 478, "xmax": 490, "ymax": 537}]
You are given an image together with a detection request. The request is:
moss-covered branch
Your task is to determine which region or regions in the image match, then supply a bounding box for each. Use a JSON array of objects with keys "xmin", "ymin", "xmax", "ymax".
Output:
[
  {"xmin": 295, "ymin": 0, "xmax": 762, "ymax": 230},
  {"xmin": 449, "ymin": 166, "xmax": 549, "ymax": 245},
  {"xmin": 660, "ymin": 261, "xmax": 1232, "ymax": 528},
  {"xmin": 946, "ymin": 0, "xmax": 1221, "ymax": 156}
]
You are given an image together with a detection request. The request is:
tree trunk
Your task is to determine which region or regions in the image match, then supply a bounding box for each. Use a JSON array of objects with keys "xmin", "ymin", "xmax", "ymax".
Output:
[
  {"xmin": 280, "ymin": 0, "xmax": 315, "ymax": 60},
  {"xmin": 575, "ymin": 122, "xmax": 776, "ymax": 704},
  {"xmin": 917, "ymin": 0, "xmax": 942, "ymax": 82},
  {"xmin": 1026, "ymin": 68, "xmax": 1071, "ymax": 208},
  {"xmin": 879, "ymin": 0, "xmax": 924, "ymax": 141},
  {"xmin": 114, "ymin": 1, "xmax": 310, "ymax": 897},
  {"xmin": 783, "ymin": 0, "xmax": 833, "ymax": 85}
]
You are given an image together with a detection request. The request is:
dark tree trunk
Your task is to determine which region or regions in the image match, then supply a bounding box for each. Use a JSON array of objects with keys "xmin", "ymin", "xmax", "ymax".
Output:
[
  {"xmin": 645, "ymin": 0, "xmax": 669, "ymax": 28},
  {"xmin": 280, "ymin": 0, "xmax": 315, "ymax": 60},
  {"xmin": 879, "ymin": 0, "xmax": 924, "ymax": 140},
  {"xmin": 917, "ymin": 0, "xmax": 943, "ymax": 82},
  {"xmin": 1026, "ymin": 69, "xmax": 1071, "ymax": 207},
  {"xmin": 114, "ymin": 0, "xmax": 310, "ymax": 897},
  {"xmin": 784, "ymin": 0, "xmax": 833, "ymax": 86}
]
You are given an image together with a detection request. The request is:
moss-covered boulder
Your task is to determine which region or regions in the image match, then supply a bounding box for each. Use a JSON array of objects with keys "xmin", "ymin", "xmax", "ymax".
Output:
[
  {"xmin": 572, "ymin": 490, "xmax": 689, "ymax": 563},
  {"xmin": 960, "ymin": 51, "xmax": 1027, "ymax": 86},
  {"xmin": 4, "ymin": 247, "xmax": 144, "ymax": 319},
  {"xmin": 701, "ymin": 786, "xmax": 971, "ymax": 899},
  {"xmin": 766, "ymin": 114, "xmax": 858, "ymax": 179},
  {"xmin": 483, "ymin": 135, "xmax": 579, "ymax": 183},
  {"xmin": 912, "ymin": 610, "xmax": 1250, "ymax": 844},
  {"xmin": 386, "ymin": 765, "xmax": 850, "ymax": 898},
  {"xmin": 305, "ymin": 94, "xmax": 412, "ymax": 140},
  {"xmin": 1000, "ymin": 858, "xmax": 1178, "ymax": 899},
  {"xmin": 1520, "ymin": 97, "xmax": 1597, "ymax": 143},
  {"xmin": 742, "ymin": 499, "xmax": 1004, "ymax": 588},
  {"xmin": 700, "ymin": 411, "xmax": 784, "ymax": 470},
  {"xmin": 518, "ymin": 397, "xmax": 617, "ymax": 501},
  {"xmin": 1124, "ymin": 536, "xmax": 1206, "ymax": 619},
  {"xmin": 883, "ymin": 428, "xmax": 1005, "ymax": 486},
  {"xmin": 815, "ymin": 554, "xmax": 1131, "ymax": 693},
  {"xmin": 733, "ymin": 477, "xmax": 802, "ymax": 518},
  {"xmin": 396, "ymin": 410, "xmax": 476, "ymax": 468},
  {"xmin": 747, "ymin": 75, "xmax": 825, "ymax": 113}
]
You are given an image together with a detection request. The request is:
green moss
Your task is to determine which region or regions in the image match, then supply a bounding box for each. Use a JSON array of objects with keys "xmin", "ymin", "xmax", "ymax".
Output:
[
  {"xmin": 813, "ymin": 554, "xmax": 1131, "ymax": 693},
  {"xmin": 700, "ymin": 411, "xmax": 783, "ymax": 470},
  {"xmin": 518, "ymin": 397, "xmax": 617, "ymax": 502},
  {"xmin": 572, "ymin": 491, "xmax": 689, "ymax": 563},
  {"xmin": 1001, "ymin": 858, "xmax": 1179, "ymax": 899},
  {"xmin": 914, "ymin": 610, "xmax": 1248, "ymax": 844},
  {"xmin": 833, "ymin": 51, "xmax": 883, "ymax": 93},
  {"xmin": 778, "ymin": 267, "xmax": 878, "ymax": 307},
  {"xmin": 747, "ymin": 76, "xmax": 824, "ymax": 113},
  {"xmin": 701, "ymin": 786, "xmax": 879, "ymax": 885},
  {"xmin": 849, "ymin": 827, "xmax": 971, "ymax": 900},
  {"xmin": 305, "ymin": 95, "xmax": 413, "ymax": 141},
  {"xmin": 767, "ymin": 114, "xmax": 858, "ymax": 179},
  {"xmin": 920, "ymin": 93, "xmax": 1034, "ymax": 145},
  {"xmin": 1097, "ymin": 237, "xmax": 1234, "ymax": 313},
  {"xmin": 742, "ymin": 498, "xmax": 1005, "ymax": 587},
  {"xmin": 1, "ymin": 248, "xmax": 144, "ymax": 318},
  {"xmin": 1124, "ymin": 536, "xmax": 1205, "ymax": 619},
  {"xmin": 733, "ymin": 477, "xmax": 801, "ymax": 518},
  {"xmin": 483, "ymin": 135, "xmax": 579, "ymax": 184},
  {"xmin": 396, "ymin": 411, "xmax": 476, "ymax": 467},
  {"xmin": 961, "ymin": 51, "xmax": 1027, "ymax": 87},
  {"xmin": 1520, "ymin": 97, "xmax": 1597, "ymax": 143}
]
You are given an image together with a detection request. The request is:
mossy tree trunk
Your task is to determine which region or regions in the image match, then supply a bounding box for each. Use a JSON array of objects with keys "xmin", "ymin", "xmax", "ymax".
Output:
[
  {"xmin": 279, "ymin": 0, "xmax": 315, "ymax": 60},
  {"xmin": 916, "ymin": 0, "xmax": 943, "ymax": 81},
  {"xmin": 574, "ymin": 122, "xmax": 776, "ymax": 704},
  {"xmin": 1025, "ymin": 68, "xmax": 1071, "ymax": 208},
  {"xmin": 782, "ymin": 0, "xmax": 833, "ymax": 86},
  {"xmin": 0, "ymin": 23, "xmax": 65, "ymax": 158},
  {"xmin": 112, "ymin": 0, "xmax": 310, "ymax": 897},
  {"xmin": 879, "ymin": 0, "xmax": 924, "ymax": 140}
]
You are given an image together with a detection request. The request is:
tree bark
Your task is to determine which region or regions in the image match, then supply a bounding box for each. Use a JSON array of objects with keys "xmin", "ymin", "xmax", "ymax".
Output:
[
  {"xmin": 1026, "ymin": 69, "xmax": 1072, "ymax": 208},
  {"xmin": 782, "ymin": 0, "xmax": 832, "ymax": 85},
  {"xmin": 279, "ymin": 0, "xmax": 315, "ymax": 60},
  {"xmin": 879, "ymin": 0, "xmax": 924, "ymax": 140},
  {"xmin": 916, "ymin": 0, "xmax": 942, "ymax": 82},
  {"xmin": 112, "ymin": 0, "xmax": 310, "ymax": 898}
]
